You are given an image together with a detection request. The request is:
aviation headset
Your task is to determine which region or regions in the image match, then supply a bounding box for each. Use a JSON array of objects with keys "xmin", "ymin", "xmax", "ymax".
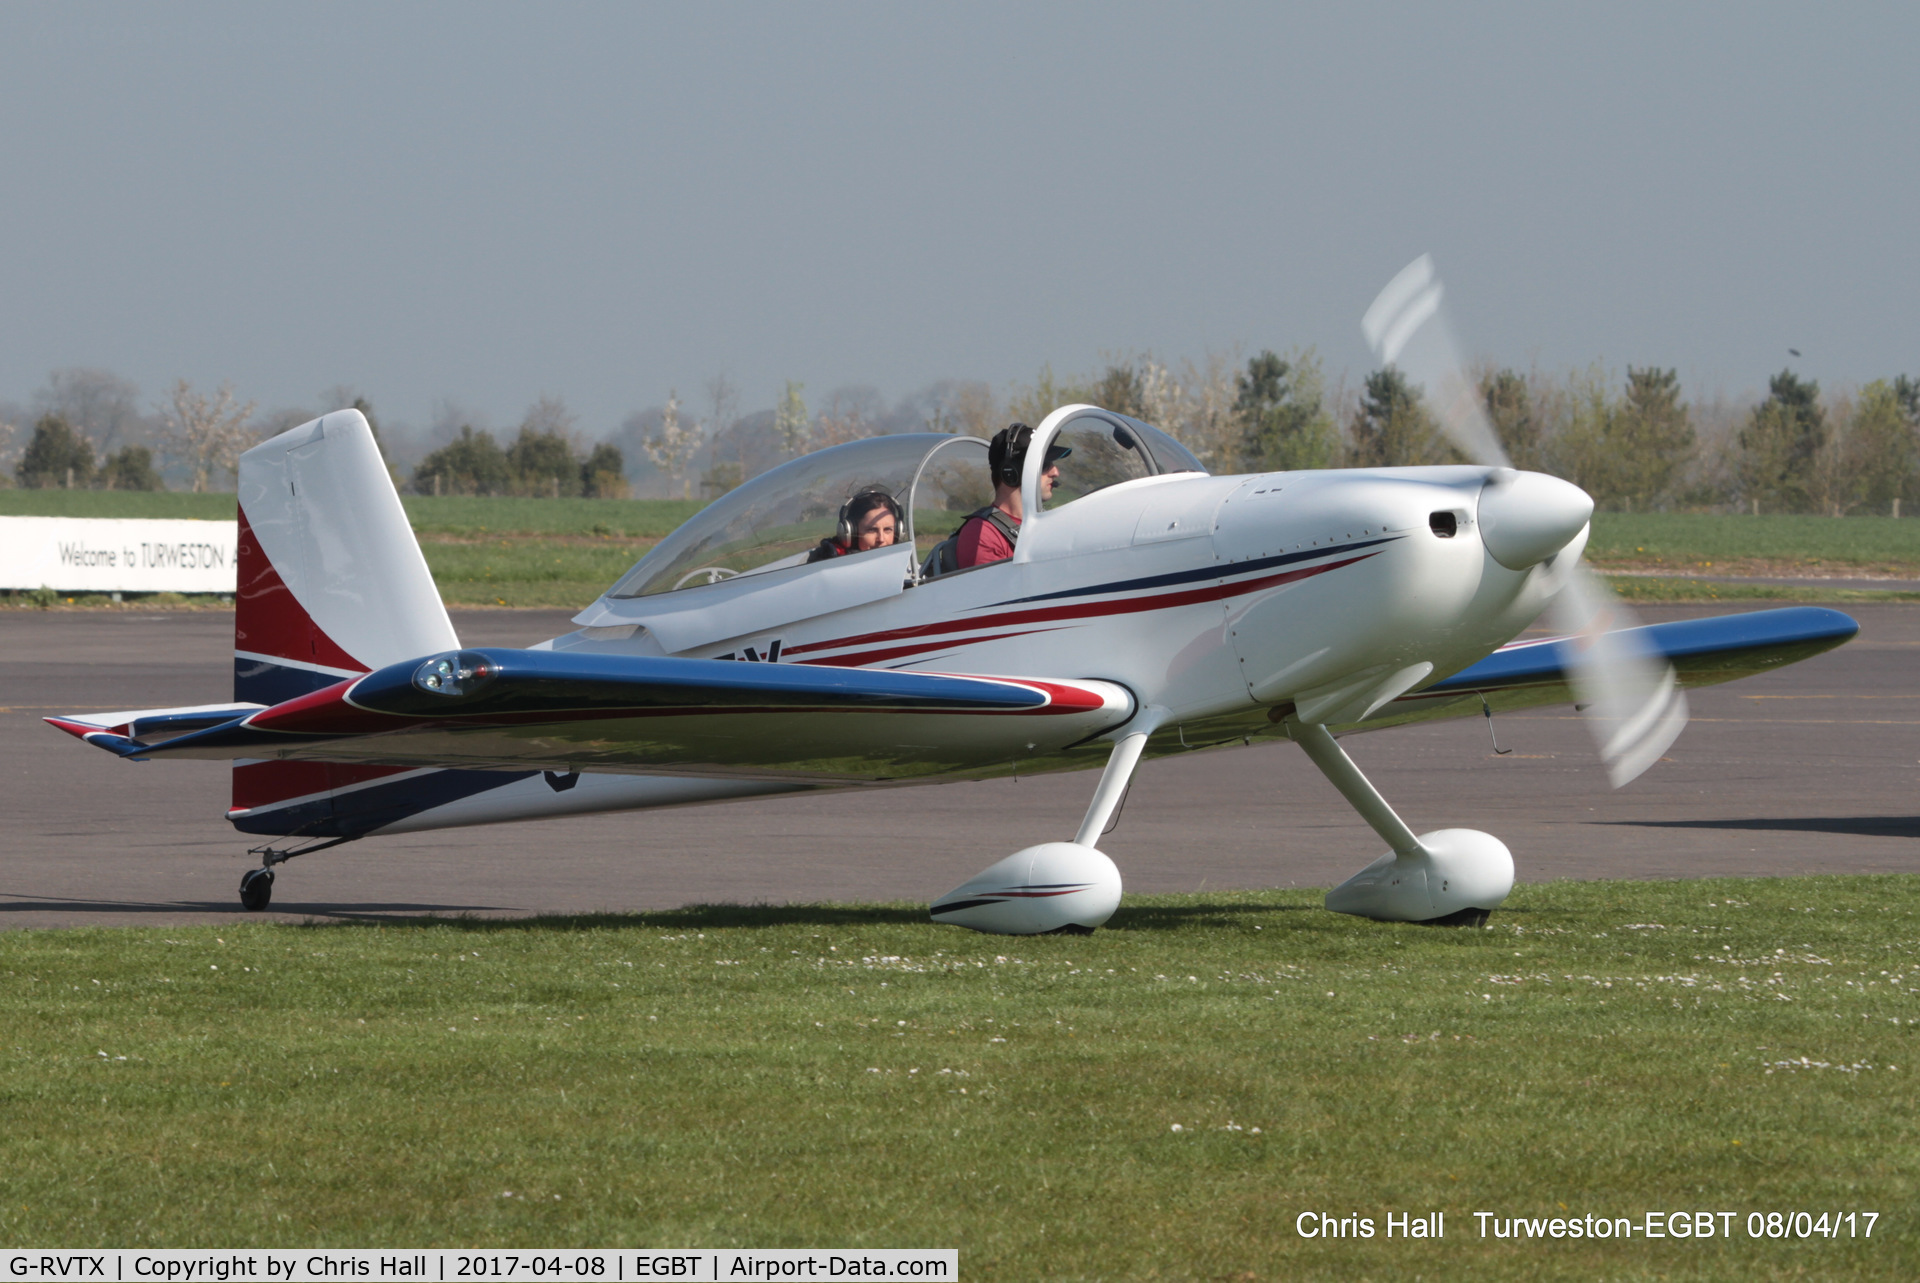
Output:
[
  {"xmin": 835, "ymin": 489, "xmax": 904, "ymax": 546},
  {"xmin": 988, "ymin": 423, "xmax": 1071, "ymax": 489},
  {"xmin": 988, "ymin": 424, "xmax": 1033, "ymax": 488}
]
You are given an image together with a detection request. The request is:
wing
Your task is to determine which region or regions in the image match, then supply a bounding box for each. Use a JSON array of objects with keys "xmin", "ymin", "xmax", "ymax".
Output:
[
  {"xmin": 1370, "ymin": 605, "xmax": 1860, "ymax": 729},
  {"xmin": 1140, "ymin": 606, "xmax": 1859, "ymax": 755},
  {"xmin": 50, "ymin": 648, "xmax": 1135, "ymax": 783}
]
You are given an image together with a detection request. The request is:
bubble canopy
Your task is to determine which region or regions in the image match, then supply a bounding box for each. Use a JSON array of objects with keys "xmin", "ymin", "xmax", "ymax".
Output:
[
  {"xmin": 606, "ymin": 418, "xmax": 1207, "ymax": 602},
  {"xmin": 608, "ymin": 435, "xmax": 947, "ymax": 600}
]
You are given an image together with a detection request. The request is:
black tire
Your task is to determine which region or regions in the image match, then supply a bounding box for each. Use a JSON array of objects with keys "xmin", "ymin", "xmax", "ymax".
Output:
[{"xmin": 239, "ymin": 867, "xmax": 274, "ymax": 912}]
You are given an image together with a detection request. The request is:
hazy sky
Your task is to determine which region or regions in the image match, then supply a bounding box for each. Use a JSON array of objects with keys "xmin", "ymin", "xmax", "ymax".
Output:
[{"xmin": 1, "ymin": 2, "xmax": 1913, "ymax": 435}]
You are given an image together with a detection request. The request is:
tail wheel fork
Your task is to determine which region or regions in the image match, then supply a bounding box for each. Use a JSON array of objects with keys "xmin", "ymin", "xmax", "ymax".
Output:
[{"xmin": 238, "ymin": 835, "xmax": 357, "ymax": 912}]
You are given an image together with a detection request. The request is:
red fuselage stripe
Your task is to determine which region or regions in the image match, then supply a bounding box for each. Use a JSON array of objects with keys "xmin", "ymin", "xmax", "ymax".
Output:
[
  {"xmin": 793, "ymin": 628, "xmax": 1068, "ymax": 669},
  {"xmin": 788, "ymin": 552, "xmax": 1378, "ymax": 666}
]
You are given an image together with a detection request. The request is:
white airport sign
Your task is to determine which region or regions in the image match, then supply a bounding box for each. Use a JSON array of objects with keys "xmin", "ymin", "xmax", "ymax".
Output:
[{"xmin": 0, "ymin": 516, "xmax": 239, "ymax": 594}]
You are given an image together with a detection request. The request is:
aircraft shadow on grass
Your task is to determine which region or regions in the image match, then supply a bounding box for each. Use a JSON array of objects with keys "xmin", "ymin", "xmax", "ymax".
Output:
[
  {"xmin": 0, "ymin": 892, "xmax": 1541, "ymax": 930},
  {"xmin": 0, "ymin": 894, "xmax": 508, "ymax": 917},
  {"xmin": 0, "ymin": 894, "xmax": 1319, "ymax": 930},
  {"xmin": 1605, "ymin": 816, "xmax": 1920, "ymax": 840},
  {"xmin": 281, "ymin": 900, "xmax": 1335, "ymax": 934}
]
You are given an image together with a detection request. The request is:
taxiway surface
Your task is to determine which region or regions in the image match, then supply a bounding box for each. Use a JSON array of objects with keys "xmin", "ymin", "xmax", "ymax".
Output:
[{"xmin": 2, "ymin": 603, "xmax": 1910, "ymax": 928}]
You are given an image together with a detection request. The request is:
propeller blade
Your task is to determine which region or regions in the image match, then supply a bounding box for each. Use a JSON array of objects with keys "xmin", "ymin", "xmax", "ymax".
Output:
[
  {"xmin": 1361, "ymin": 253, "xmax": 1688, "ymax": 787},
  {"xmin": 1361, "ymin": 253, "xmax": 1510, "ymax": 468},
  {"xmin": 1548, "ymin": 566, "xmax": 1689, "ymax": 787}
]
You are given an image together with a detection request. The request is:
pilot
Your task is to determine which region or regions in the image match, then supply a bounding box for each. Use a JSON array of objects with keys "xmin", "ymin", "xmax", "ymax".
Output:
[
  {"xmin": 953, "ymin": 423, "xmax": 1069, "ymax": 568},
  {"xmin": 808, "ymin": 489, "xmax": 902, "ymax": 562}
]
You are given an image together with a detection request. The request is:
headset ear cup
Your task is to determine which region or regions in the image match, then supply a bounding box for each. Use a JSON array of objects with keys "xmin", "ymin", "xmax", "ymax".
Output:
[
  {"xmin": 836, "ymin": 500, "xmax": 852, "ymax": 545},
  {"xmin": 1000, "ymin": 424, "xmax": 1033, "ymax": 487}
]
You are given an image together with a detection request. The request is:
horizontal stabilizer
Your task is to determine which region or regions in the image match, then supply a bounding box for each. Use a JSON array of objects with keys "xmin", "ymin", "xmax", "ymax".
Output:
[{"xmin": 46, "ymin": 703, "xmax": 267, "ymax": 758}]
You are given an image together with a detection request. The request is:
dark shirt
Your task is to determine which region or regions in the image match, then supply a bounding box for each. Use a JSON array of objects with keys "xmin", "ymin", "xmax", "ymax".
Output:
[{"xmin": 807, "ymin": 538, "xmax": 851, "ymax": 564}]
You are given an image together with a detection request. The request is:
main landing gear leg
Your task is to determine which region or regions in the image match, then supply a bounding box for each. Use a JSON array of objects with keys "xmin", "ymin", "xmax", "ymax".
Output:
[
  {"xmin": 1287, "ymin": 717, "xmax": 1514, "ymax": 925},
  {"xmin": 238, "ymin": 835, "xmax": 357, "ymax": 912},
  {"xmin": 1073, "ymin": 729, "xmax": 1150, "ymax": 846},
  {"xmin": 931, "ymin": 726, "xmax": 1157, "ymax": 935}
]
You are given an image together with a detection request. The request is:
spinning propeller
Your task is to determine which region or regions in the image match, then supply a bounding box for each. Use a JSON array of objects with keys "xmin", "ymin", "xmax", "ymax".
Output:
[{"xmin": 1362, "ymin": 254, "xmax": 1687, "ymax": 786}]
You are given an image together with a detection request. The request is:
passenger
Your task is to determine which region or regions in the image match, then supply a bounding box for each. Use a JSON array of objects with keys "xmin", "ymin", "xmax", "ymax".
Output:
[
  {"xmin": 808, "ymin": 489, "xmax": 902, "ymax": 562},
  {"xmin": 953, "ymin": 423, "xmax": 1069, "ymax": 568}
]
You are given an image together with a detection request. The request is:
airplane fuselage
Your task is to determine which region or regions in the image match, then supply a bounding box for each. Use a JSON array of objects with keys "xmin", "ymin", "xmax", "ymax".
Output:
[{"xmin": 562, "ymin": 465, "xmax": 1560, "ymax": 729}]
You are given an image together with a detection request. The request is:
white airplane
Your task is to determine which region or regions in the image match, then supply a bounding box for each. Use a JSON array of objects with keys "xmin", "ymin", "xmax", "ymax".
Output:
[{"xmin": 47, "ymin": 259, "xmax": 1857, "ymax": 932}]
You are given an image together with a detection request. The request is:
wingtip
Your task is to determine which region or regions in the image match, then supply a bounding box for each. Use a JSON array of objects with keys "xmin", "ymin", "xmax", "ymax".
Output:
[
  {"xmin": 44, "ymin": 716, "xmax": 98, "ymax": 740},
  {"xmin": 44, "ymin": 718, "xmax": 151, "ymax": 760},
  {"xmin": 1813, "ymin": 606, "xmax": 1863, "ymax": 641}
]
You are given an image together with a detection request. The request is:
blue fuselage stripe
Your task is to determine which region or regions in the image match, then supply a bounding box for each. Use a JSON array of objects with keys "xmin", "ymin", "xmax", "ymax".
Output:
[{"xmin": 991, "ymin": 535, "xmax": 1402, "ymax": 606}]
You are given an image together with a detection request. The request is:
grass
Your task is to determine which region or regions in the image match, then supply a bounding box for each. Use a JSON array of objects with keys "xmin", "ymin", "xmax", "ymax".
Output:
[
  {"xmin": 397, "ymin": 496, "xmax": 704, "ymax": 539},
  {"xmin": 0, "ymin": 491, "xmax": 700, "ymax": 608},
  {"xmin": 432, "ymin": 567, "xmax": 1920, "ymax": 613},
  {"xmin": 1589, "ymin": 513, "xmax": 1920, "ymax": 573},
  {"xmin": 419, "ymin": 535, "xmax": 656, "ymax": 607},
  {"xmin": 1605, "ymin": 576, "xmax": 1920, "ymax": 605},
  {"xmin": 15, "ymin": 491, "xmax": 1920, "ymax": 608},
  {"xmin": 4, "ymin": 576, "xmax": 1906, "ymax": 615},
  {"xmin": 11, "ymin": 490, "xmax": 1920, "ymax": 562},
  {"xmin": 0, "ymin": 875, "xmax": 1911, "ymax": 1277}
]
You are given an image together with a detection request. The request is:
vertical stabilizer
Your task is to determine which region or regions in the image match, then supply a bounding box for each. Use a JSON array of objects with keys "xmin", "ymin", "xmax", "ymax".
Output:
[{"xmin": 234, "ymin": 409, "xmax": 456, "ymax": 703}]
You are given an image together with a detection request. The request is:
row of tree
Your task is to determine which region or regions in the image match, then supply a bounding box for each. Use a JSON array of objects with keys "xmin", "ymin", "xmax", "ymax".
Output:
[
  {"xmin": 1, "ymin": 370, "xmax": 637, "ymax": 501},
  {"xmin": 9, "ymin": 360, "xmax": 1920, "ymax": 514},
  {"xmin": 1015, "ymin": 352, "xmax": 1920, "ymax": 515},
  {"xmin": 15, "ymin": 418, "xmax": 164, "ymax": 490},
  {"xmin": 5, "ymin": 373, "xmax": 335, "ymax": 493},
  {"xmin": 410, "ymin": 396, "xmax": 627, "ymax": 498}
]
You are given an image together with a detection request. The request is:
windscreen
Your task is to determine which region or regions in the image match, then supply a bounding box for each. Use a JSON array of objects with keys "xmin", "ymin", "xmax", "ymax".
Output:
[
  {"xmin": 1045, "ymin": 419, "xmax": 1158, "ymax": 508},
  {"xmin": 1117, "ymin": 415, "xmax": 1207, "ymax": 475}
]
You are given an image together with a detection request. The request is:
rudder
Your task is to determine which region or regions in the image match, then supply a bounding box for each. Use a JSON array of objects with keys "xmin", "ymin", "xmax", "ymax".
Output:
[{"xmin": 233, "ymin": 408, "xmax": 457, "ymax": 703}]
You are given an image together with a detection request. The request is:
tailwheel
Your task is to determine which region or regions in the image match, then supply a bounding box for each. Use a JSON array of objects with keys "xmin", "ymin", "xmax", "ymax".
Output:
[
  {"xmin": 239, "ymin": 834, "xmax": 356, "ymax": 912},
  {"xmin": 239, "ymin": 867, "xmax": 275, "ymax": 912}
]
